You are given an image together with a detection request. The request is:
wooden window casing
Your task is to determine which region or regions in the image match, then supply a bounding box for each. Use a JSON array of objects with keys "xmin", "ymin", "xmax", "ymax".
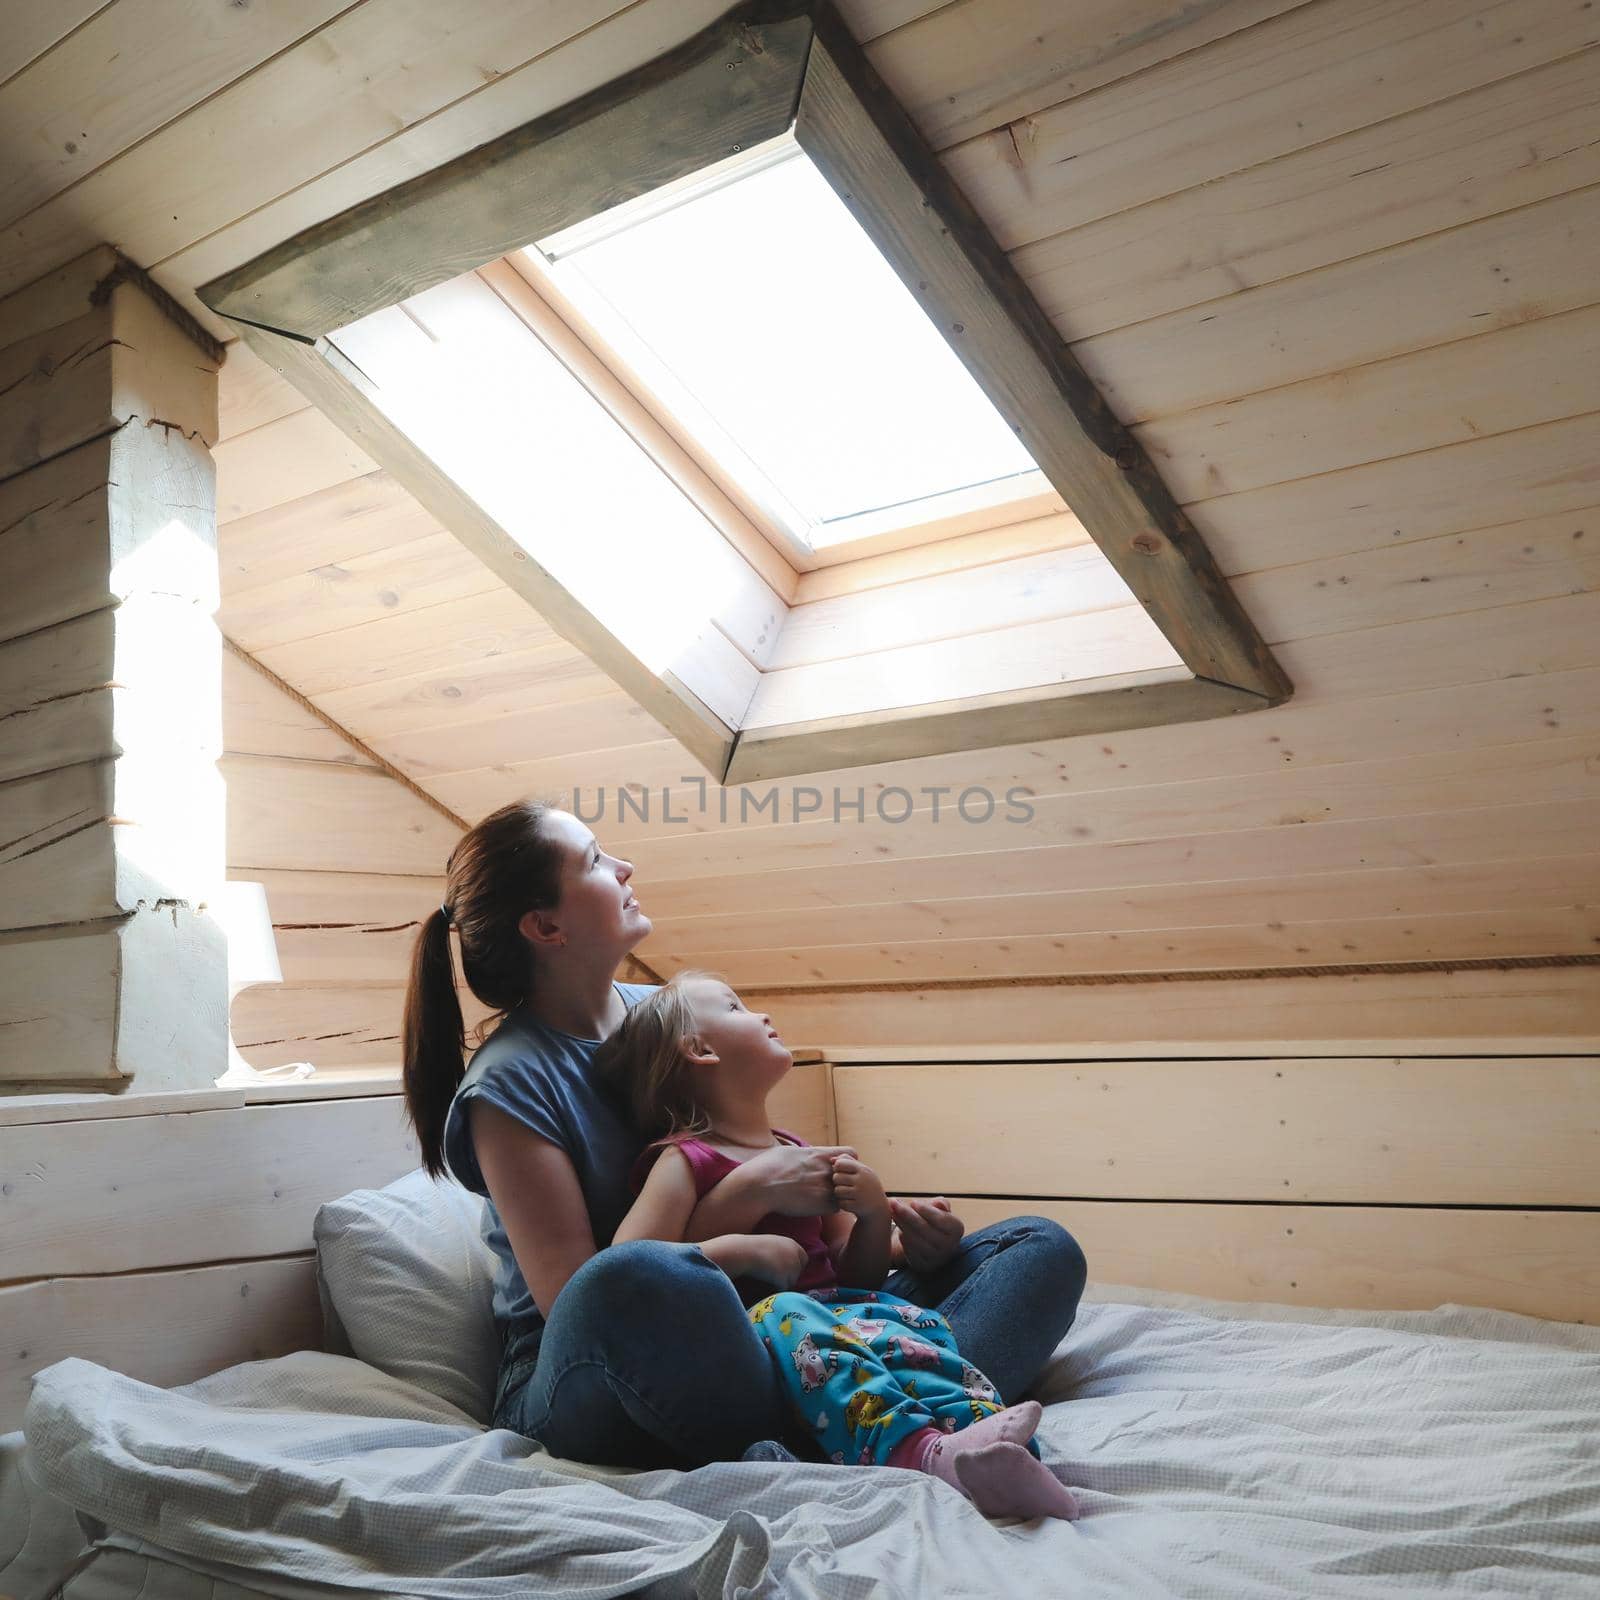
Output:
[{"xmin": 198, "ymin": 0, "xmax": 1290, "ymax": 784}]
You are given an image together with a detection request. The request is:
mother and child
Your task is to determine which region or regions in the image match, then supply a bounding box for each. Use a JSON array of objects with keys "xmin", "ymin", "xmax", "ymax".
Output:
[{"xmin": 401, "ymin": 800, "xmax": 1088, "ymax": 1520}]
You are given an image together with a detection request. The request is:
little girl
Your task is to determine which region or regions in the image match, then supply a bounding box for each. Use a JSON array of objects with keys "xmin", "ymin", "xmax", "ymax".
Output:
[{"xmin": 594, "ymin": 970, "xmax": 1078, "ymax": 1521}]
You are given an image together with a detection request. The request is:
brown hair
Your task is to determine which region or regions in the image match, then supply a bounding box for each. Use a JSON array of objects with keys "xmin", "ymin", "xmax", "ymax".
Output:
[
  {"xmin": 593, "ymin": 969, "xmax": 724, "ymax": 1142},
  {"xmin": 402, "ymin": 798, "xmax": 566, "ymax": 1177}
]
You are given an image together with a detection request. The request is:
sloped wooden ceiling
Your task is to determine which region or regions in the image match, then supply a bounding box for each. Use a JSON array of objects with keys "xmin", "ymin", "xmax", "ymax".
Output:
[{"xmin": 9, "ymin": 0, "xmax": 1597, "ymax": 1000}]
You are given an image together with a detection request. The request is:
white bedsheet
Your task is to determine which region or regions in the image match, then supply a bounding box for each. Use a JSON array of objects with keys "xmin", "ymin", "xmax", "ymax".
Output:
[{"xmin": 12, "ymin": 1287, "xmax": 1600, "ymax": 1600}]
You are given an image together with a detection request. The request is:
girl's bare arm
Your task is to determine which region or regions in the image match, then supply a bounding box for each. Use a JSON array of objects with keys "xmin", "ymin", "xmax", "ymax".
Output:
[{"xmin": 613, "ymin": 1145, "xmax": 787, "ymax": 1280}]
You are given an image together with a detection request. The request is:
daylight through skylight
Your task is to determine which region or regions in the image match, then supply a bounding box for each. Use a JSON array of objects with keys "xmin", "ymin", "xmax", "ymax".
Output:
[{"xmin": 530, "ymin": 139, "xmax": 1039, "ymax": 550}]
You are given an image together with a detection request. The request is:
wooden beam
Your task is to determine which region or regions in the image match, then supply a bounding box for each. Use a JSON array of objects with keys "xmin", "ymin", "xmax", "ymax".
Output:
[
  {"xmin": 796, "ymin": 3, "xmax": 1289, "ymax": 706},
  {"xmin": 225, "ymin": 322, "xmax": 736, "ymax": 781},
  {"xmin": 197, "ymin": 0, "xmax": 814, "ymax": 340},
  {"xmin": 726, "ymin": 673, "xmax": 1261, "ymax": 784}
]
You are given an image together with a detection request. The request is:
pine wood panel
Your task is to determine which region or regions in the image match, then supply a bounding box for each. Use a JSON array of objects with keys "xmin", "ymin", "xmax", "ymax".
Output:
[
  {"xmin": 229, "ymin": 985, "xmax": 410, "ymax": 1070},
  {"xmin": 219, "ymin": 530, "xmax": 499, "ymax": 653},
  {"xmin": 213, "ymin": 405, "xmax": 377, "ymax": 522},
  {"xmin": 376, "ymin": 691, "xmax": 675, "ymax": 779},
  {"xmin": 217, "ymin": 336, "xmax": 311, "ymax": 440},
  {"xmin": 617, "ymin": 735, "xmax": 1600, "ymax": 883},
  {"xmin": 745, "ymin": 608, "xmax": 1184, "ymax": 730},
  {"xmin": 223, "ymin": 753, "xmax": 460, "ymax": 875},
  {"xmin": 864, "ymin": 0, "xmax": 1307, "ymax": 152},
  {"xmin": 218, "ymin": 470, "xmax": 443, "ymax": 594},
  {"xmin": 0, "ymin": 1257, "xmax": 321, "ymax": 1435},
  {"xmin": 934, "ymin": 1198, "xmax": 1600, "ymax": 1323},
  {"xmin": 1144, "ymin": 305, "xmax": 1600, "ymax": 503},
  {"xmin": 2, "ymin": 1095, "xmax": 417, "ymax": 1280},
  {"xmin": 768, "ymin": 543, "xmax": 1130, "ymax": 670},
  {"xmin": 247, "ymin": 868, "xmax": 444, "ymax": 987},
  {"xmin": 1191, "ymin": 411, "xmax": 1598, "ymax": 574},
  {"xmin": 0, "ymin": 0, "xmax": 106, "ymax": 86},
  {"xmin": 944, "ymin": 0, "xmax": 1595, "ymax": 250},
  {"xmin": 1013, "ymin": 47, "xmax": 1600, "ymax": 339},
  {"xmin": 222, "ymin": 647, "xmax": 374, "ymax": 765},
  {"xmin": 835, "ymin": 1057, "xmax": 1600, "ymax": 1205},
  {"xmin": 652, "ymin": 907, "xmax": 1600, "ymax": 985},
  {"xmin": 638, "ymin": 800, "xmax": 1596, "ymax": 920},
  {"xmin": 749, "ymin": 967, "xmax": 1600, "ymax": 1056},
  {"xmin": 1080, "ymin": 185, "xmax": 1600, "ymax": 424},
  {"xmin": 1238, "ymin": 505, "xmax": 1600, "ymax": 641},
  {"xmin": 792, "ymin": 510, "xmax": 1088, "ymax": 604},
  {"xmin": 0, "ymin": 0, "xmax": 352, "ymax": 230},
  {"xmin": 1274, "ymin": 590, "xmax": 1600, "ymax": 703},
  {"xmin": 434, "ymin": 607, "xmax": 1600, "ymax": 859},
  {"xmin": 311, "ymin": 644, "xmax": 620, "ymax": 742},
  {"xmin": 251, "ymin": 588, "xmax": 561, "ymax": 699},
  {"xmin": 645, "ymin": 855, "xmax": 1600, "ymax": 958}
]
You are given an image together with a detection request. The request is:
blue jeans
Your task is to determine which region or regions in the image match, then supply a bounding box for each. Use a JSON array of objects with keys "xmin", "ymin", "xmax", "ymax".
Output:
[{"xmin": 491, "ymin": 1216, "xmax": 1087, "ymax": 1468}]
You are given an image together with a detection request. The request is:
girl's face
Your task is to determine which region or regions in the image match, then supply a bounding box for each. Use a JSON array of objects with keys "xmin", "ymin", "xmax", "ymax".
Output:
[
  {"xmin": 531, "ymin": 810, "xmax": 651, "ymax": 956},
  {"xmin": 682, "ymin": 976, "xmax": 792, "ymax": 1086}
]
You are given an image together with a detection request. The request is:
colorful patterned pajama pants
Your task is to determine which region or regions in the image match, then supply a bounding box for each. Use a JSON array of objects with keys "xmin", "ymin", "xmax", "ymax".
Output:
[{"xmin": 750, "ymin": 1287, "xmax": 1018, "ymax": 1466}]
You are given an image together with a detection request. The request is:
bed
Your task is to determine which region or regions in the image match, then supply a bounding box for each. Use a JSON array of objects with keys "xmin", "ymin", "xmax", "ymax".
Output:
[{"xmin": 6, "ymin": 1267, "xmax": 1599, "ymax": 1600}]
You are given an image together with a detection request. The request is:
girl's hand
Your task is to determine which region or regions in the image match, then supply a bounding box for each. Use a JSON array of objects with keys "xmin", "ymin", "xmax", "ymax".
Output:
[
  {"xmin": 830, "ymin": 1155, "xmax": 888, "ymax": 1220},
  {"xmin": 889, "ymin": 1197, "xmax": 966, "ymax": 1274},
  {"xmin": 738, "ymin": 1234, "xmax": 811, "ymax": 1287},
  {"xmin": 739, "ymin": 1142, "xmax": 857, "ymax": 1216}
]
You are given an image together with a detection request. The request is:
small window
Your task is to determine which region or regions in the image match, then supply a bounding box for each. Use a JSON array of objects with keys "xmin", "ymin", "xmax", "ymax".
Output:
[{"xmin": 532, "ymin": 137, "xmax": 1042, "ymax": 559}]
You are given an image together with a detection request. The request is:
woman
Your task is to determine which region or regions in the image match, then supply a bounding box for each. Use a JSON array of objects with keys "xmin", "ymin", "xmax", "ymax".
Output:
[{"xmin": 401, "ymin": 798, "xmax": 1087, "ymax": 1469}]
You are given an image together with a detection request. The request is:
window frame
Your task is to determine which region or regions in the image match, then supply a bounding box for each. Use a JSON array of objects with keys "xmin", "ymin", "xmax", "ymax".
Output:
[{"xmin": 199, "ymin": 0, "xmax": 1290, "ymax": 785}]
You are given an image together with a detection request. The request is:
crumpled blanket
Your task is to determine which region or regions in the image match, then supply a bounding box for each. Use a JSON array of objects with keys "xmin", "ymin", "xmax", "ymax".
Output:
[{"xmin": 18, "ymin": 1289, "xmax": 1600, "ymax": 1599}]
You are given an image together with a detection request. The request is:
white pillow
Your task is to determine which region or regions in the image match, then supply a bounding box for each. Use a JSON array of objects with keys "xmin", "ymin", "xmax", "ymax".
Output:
[{"xmin": 313, "ymin": 1167, "xmax": 501, "ymax": 1424}]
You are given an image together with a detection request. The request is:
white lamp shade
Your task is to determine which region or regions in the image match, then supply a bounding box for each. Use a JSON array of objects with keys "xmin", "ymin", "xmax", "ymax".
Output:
[{"xmin": 219, "ymin": 880, "xmax": 283, "ymax": 989}]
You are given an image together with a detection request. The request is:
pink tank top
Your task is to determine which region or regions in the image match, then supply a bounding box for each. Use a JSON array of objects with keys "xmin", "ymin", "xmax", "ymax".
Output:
[{"xmin": 629, "ymin": 1128, "xmax": 838, "ymax": 1301}]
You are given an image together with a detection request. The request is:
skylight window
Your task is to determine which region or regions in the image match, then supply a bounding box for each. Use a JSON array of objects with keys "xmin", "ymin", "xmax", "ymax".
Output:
[
  {"xmin": 530, "ymin": 137, "xmax": 1040, "ymax": 553},
  {"xmin": 202, "ymin": 1, "xmax": 1288, "ymax": 782}
]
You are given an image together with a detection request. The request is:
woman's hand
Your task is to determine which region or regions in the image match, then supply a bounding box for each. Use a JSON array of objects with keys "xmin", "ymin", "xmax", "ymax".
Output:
[
  {"xmin": 889, "ymin": 1196, "xmax": 966, "ymax": 1275},
  {"xmin": 740, "ymin": 1142, "xmax": 858, "ymax": 1216},
  {"xmin": 830, "ymin": 1155, "xmax": 888, "ymax": 1220}
]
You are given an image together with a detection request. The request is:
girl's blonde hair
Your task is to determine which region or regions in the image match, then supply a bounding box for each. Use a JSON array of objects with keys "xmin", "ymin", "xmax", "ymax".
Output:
[{"xmin": 594, "ymin": 969, "xmax": 725, "ymax": 1141}]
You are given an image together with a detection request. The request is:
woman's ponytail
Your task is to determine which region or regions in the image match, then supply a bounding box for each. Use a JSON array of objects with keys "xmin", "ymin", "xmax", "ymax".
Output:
[
  {"xmin": 400, "ymin": 799, "xmax": 565, "ymax": 1179},
  {"xmin": 403, "ymin": 906, "xmax": 466, "ymax": 1178}
]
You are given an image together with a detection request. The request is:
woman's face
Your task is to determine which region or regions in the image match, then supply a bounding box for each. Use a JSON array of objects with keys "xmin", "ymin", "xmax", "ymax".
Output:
[{"xmin": 536, "ymin": 809, "xmax": 652, "ymax": 957}]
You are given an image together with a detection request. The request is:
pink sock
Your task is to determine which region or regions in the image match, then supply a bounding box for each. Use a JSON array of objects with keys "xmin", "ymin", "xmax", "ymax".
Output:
[
  {"xmin": 893, "ymin": 1402, "xmax": 1079, "ymax": 1522},
  {"xmin": 886, "ymin": 1400, "xmax": 1042, "ymax": 1474},
  {"xmin": 953, "ymin": 1443, "xmax": 1081, "ymax": 1522}
]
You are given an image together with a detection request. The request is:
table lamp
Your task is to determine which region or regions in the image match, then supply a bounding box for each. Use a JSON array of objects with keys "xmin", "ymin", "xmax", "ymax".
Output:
[{"xmin": 215, "ymin": 880, "xmax": 315, "ymax": 1087}]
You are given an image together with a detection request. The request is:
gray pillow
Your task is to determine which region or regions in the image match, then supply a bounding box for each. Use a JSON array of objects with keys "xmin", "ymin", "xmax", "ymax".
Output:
[{"xmin": 313, "ymin": 1168, "xmax": 501, "ymax": 1424}]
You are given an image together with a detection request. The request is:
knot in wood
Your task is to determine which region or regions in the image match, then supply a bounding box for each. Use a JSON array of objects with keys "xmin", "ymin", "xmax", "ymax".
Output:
[
  {"xmin": 1131, "ymin": 532, "xmax": 1163, "ymax": 556},
  {"xmin": 1114, "ymin": 445, "xmax": 1138, "ymax": 471}
]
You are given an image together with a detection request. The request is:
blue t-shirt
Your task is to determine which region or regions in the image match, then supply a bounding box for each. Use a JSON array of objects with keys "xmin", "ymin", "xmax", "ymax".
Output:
[{"xmin": 441, "ymin": 982, "xmax": 656, "ymax": 1354}]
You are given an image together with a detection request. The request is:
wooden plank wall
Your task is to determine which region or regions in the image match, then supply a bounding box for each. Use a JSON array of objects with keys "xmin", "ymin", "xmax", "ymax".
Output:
[
  {"xmin": 805, "ymin": 975, "xmax": 1600, "ymax": 1322},
  {"xmin": 180, "ymin": 0, "xmax": 1598, "ymax": 998},
  {"xmin": 0, "ymin": 1086, "xmax": 419, "ymax": 1432},
  {"xmin": 214, "ymin": 348, "xmax": 487, "ymax": 1071},
  {"xmin": 221, "ymin": 647, "xmax": 466, "ymax": 1071},
  {"xmin": 5, "ymin": 2, "xmax": 1587, "ymax": 995},
  {"xmin": 0, "ymin": 1063, "xmax": 832, "ymax": 1433}
]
